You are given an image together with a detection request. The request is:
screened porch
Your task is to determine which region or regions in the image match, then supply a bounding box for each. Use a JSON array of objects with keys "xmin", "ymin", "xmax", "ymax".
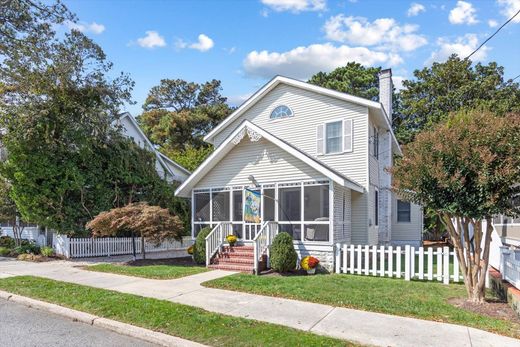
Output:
[{"xmin": 192, "ymin": 179, "xmax": 333, "ymax": 243}]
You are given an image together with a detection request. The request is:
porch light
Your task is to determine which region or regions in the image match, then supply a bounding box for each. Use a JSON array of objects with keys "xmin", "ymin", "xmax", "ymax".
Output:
[{"xmin": 248, "ymin": 175, "xmax": 260, "ymax": 188}]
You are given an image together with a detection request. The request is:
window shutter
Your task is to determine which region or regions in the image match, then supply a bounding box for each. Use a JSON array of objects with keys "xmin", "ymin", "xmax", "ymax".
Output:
[
  {"xmin": 316, "ymin": 124, "xmax": 324, "ymax": 155},
  {"xmin": 343, "ymin": 119, "xmax": 353, "ymax": 152}
]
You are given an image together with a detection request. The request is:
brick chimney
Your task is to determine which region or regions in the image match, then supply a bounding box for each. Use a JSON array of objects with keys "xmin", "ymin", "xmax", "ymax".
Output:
[{"xmin": 378, "ymin": 69, "xmax": 393, "ymax": 124}]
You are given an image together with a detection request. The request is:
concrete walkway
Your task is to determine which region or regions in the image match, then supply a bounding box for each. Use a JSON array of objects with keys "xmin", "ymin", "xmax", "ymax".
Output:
[{"xmin": 0, "ymin": 257, "xmax": 518, "ymax": 347}]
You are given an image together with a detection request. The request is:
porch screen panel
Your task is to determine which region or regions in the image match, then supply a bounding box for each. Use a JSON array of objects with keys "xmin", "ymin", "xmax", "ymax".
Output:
[
  {"xmin": 212, "ymin": 191, "xmax": 230, "ymax": 221},
  {"xmin": 264, "ymin": 189, "xmax": 275, "ymax": 221},
  {"xmin": 304, "ymin": 224, "xmax": 329, "ymax": 241},
  {"xmin": 232, "ymin": 191, "xmax": 243, "ymax": 221},
  {"xmin": 194, "ymin": 192, "xmax": 210, "ymax": 222},
  {"xmin": 304, "ymin": 185, "xmax": 329, "ymax": 220},
  {"xmin": 279, "ymin": 187, "xmax": 301, "ymax": 221}
]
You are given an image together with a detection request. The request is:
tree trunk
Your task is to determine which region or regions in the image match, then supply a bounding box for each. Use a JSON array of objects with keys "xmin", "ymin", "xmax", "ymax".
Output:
[
  {"xmin": 141, "ymin": 235, "xmax": 146, "ymax": 260},
  {"xmin": 440, "ymin": 214, "xmax": 492, "ymax": 303}
]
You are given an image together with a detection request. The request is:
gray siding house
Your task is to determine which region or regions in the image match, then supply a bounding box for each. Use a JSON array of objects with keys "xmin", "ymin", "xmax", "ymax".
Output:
[{"xmin": 176, "ymin": 70, "xmax": 422, "ymax": 271}]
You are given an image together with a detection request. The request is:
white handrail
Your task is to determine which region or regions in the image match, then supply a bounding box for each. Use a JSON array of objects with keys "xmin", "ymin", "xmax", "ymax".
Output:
[
  {"xmin": 253, "ymin": 221, "xmax": 278, "ymax": 274},
  {"xmin": 205, "ymin": 222, "xmax": 232, "ymax": 267}
]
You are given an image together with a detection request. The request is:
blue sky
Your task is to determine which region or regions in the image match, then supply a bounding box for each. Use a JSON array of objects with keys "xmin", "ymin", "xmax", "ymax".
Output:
[{"xmin": 63, "ymin": 0, "xmax": 520, "ymax": 115}]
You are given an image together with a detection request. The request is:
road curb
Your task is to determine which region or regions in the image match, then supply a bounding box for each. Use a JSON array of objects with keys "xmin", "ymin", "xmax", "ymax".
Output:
[{"xmin": 0, "ymin": 290, "xmax": 206, "ymax": 347}]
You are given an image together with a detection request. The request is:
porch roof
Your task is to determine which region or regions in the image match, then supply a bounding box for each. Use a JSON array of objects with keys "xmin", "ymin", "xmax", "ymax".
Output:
[{"xmin": 175, "ymin": 121, "xmax": 364, "ymax": 197}]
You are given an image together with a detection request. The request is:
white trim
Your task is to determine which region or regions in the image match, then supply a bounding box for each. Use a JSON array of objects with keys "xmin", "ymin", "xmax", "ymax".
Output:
[
  {"xmin": 323, "ymin": 118, "xmax": 344, "ymax": 155},
  {"xmin": 175, "ymin": 121, "xmax": 364, "ymax": 197},
  {"xmin": 269, "ymin": 104, "xmax": 294, "ymax": 121},
  {"xmin": 203, "ymin": 75, "xmax": 402, "ymax": 156}
]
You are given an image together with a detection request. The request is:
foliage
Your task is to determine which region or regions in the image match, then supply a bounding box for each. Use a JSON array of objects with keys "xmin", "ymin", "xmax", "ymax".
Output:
[
  {"xmin": 193, "ymin": 227, "xmax": 211, "ymax": 265},
  {"xmin": 0, "ymin": 178, "xmax": 25, "ymax": 245},
  {"xmin": 391, "ymin": 109, "xmax": 520, "ymax": 302},
  {"xmin": 0, "ymin": 236, "xmax": 15, "ymax": 249},
  {"xmin": 204, "ymin": 273, "xmax": 520, "ymax": 338},
  {"xmin": 300, "ymin": 256, "xmax": 319, "ymax": 271},
  {"xmin": 137, "ymin": 79, "xmax": 232, "ymax": 171},
  {"xmin": 87, "ymin": 263, "xmax": 208, "ymax": 280},
  {"xmin": 40, "ymin": 246, "xmax": 53, "ymax": 257},
  {"xmin": 397, "ymin": 55, "xmax": 520, "ymax": 143},
  {"xmin": 0, "ymin": 247, "xmax": 10, "ymax": 256},
  {"xmin": 14, "ymin": 241, "xmax": 40, "ymax": 255},
  {"xmin": 0, "ymin": 276, "xmax": 351, "ymax": 346},
  {"xmin": 270, "ymin": 232, "xmax": 297, "ymax": 273},
  {"xmin": 86, "ymin": 203, "xmax": 184, "ymax": 244}
]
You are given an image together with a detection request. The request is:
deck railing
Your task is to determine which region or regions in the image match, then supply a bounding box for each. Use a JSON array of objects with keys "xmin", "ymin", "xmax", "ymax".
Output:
[
  {"xmin": 205, "ymin": 222, "xmax": 233, "ymax": 266},
  {"xmin": 253, "ymin": 221, "xmax": 278, "ymax": 274},
  {"xmin": 500, "ymin": 246, "xmax": 520, "ymax": 290}
]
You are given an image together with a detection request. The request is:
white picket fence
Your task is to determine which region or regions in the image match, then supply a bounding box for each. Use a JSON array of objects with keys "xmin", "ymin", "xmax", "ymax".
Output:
[
  {"xmin": 500, "ymin": 246, "xmax": 520, "ymax": 289},
  {"xmin": 335, "ymin": 244, "xmax": 463, "ymax": 284},
  {"xmin": 53, "ymin": 234, "xmax": 193, "ymax": 258}
]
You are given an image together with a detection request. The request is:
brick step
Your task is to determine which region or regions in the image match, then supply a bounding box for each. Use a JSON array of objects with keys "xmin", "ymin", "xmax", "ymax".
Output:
[
  {"xmin": 208, "ymin": 263, "xmax": 254, "ymax": 273},
  {"xmin": 218, "ymin": 251, "xmax": 254, "ymax": 258},
  {"xmin": 222, "ymin": 246, "xmax": 254, "ymax": 252},
  {"xmin": 212, "ymin": 257, "xmax": 255, "ymax": 265}
]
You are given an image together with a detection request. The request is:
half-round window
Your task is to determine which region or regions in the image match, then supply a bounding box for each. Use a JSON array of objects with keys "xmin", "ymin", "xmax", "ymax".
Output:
[{"xmin": 270, "ymin": 105, "xmax": 293, "ymax": 120}]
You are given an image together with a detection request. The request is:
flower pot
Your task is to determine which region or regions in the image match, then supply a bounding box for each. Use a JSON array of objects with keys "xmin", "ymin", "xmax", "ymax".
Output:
[{"xmin": 307, "ymin": 268, "xmax": 316, "ymax": 275}]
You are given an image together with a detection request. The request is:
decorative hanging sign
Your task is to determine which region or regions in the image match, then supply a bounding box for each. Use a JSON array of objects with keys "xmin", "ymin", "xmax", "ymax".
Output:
[{"xmin": 244, "ymin": 189, "xmax": 261, "ymax": 223}]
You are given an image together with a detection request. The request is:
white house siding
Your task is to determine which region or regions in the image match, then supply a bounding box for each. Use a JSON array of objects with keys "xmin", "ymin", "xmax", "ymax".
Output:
[
  {"xmin": 351, "ymin": 191, "xmax": 368, "ymax": 244},
  {"xmin": 212, "ymin": 84, "xmax": 369, "ymax": 188},
  {"xmin": 391, "ymin": 195, "xmax": 423, "ymax": 247},
  {"xmin": 333, "ymin": 183, "xmax": 351, "ymax": 244},
  {"xmin": 196, "ymin": 137, "xmax": 324, "ymax": 188}
]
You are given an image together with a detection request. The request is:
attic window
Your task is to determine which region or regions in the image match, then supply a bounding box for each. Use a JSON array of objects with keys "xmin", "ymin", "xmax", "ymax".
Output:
[{"xmin": 270, "ymin": 105, "xmax": 293, "ymax": 120}]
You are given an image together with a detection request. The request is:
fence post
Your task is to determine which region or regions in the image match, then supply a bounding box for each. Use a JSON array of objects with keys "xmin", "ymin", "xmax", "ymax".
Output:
[
  {"xmin": 335, "ymin": 243, "xmax": 341, "ymax": 274},
  {"xmin": 404, "ymin": 245, "xmax": 411, "ymax": 281},
  {"xmin": 343, "ymin": 244, "xmax": 348, "ymax": 274},
  {"xmin": 443, "ymin": 246, "xmax": 450, "ymax": 285}
]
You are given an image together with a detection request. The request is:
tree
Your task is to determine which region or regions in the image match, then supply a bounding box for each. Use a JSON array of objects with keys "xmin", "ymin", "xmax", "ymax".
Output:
[
  {"xmin": 397, "ymin": 55, "xmax": 520, "ymax": 143},
  {"xmin": 86, "ymin": 203, "xmax": 184, "ymax": 259},
  {"xmin": 391, "ymin": 109, "xmax": 520, "ymax": 303},
  {"xmin": 137, "ymin": 79, "xmax": 232, "ymax": 169},
  {"xmin": 0, "ymin": 178, "xmax": 24, "ymax": 246}
]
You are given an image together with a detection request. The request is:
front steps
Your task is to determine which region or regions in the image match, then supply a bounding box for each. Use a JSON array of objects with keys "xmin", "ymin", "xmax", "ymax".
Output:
[{"xmin": 208, "ymin": 245, "xmax": 266, "ymax": 273}]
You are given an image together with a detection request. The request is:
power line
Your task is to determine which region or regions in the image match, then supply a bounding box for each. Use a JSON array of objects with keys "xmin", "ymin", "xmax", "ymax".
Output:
[
  {"xmin": 511, "ymin": 74, "xmax": 520, "ymax": 82},
  {"xmin": 465, "ymin": 9, "xmax": 520, "ymax": 60}
]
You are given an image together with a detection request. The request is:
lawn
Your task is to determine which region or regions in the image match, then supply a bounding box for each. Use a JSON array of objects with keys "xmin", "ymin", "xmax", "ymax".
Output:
[
  {"xmin": 203, "ymin": 273, "xmax": 520, "ymax": 339},
  {"xmin": 86, "ymin": 263, "xmax": 208, "ymax": 279},
  {"xmin": 0, "ymin": 276, "xmax": 356, "ymax": 347}
]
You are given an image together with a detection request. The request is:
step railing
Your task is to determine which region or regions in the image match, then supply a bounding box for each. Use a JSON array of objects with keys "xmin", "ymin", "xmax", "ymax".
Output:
[
  {"xmin": 253, "ymin": 221, "xmax": 278, "ymax": 274},
  {"xmin": 205, "ymin": 222, "xmax": 232, "ymax": 266}
]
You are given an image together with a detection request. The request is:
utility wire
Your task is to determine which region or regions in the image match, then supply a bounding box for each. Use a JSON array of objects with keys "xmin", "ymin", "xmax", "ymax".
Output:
[{"xmin": 465, "ymin": 9, "xmax": 520, "ymax": 60}]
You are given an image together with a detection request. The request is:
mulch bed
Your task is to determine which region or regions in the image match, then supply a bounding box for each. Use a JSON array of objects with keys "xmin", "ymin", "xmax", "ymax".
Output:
[
  {"xmin": 448, "ymin": 297, "xmax": 520, "ymax": 323},
  {"xmin": 124, "ymin": 256, "xmax": 200, "ymax": 267}
]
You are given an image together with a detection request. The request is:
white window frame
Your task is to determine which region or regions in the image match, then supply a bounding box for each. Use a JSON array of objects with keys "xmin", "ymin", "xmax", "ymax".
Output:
[
  {"xmin": 269, "ymin": 105, "xmax": 294, "ymax": 121},
  {"xmin": 324, "ymin": 119, "xmax": 344, "ymax": 155}
]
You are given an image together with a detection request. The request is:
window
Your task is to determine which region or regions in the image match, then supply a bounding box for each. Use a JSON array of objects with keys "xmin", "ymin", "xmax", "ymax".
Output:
[
  {"xmin": 397, "ymin": 200, "xmax": 411, "ymax": 223},
  {"xmin": 326, "ymin": 121, "xmax": 342, "ymax": 154},
  {"xmin": 374, "ymin": 190, "xmax": 379, "ymax": 226},
  {"xmin": 373, "ymin": 126, "xmax": 379, "ymax": 159},
  {"xmin": 270, "ymin": 105, "xmax": 293, "ymax": 120}
]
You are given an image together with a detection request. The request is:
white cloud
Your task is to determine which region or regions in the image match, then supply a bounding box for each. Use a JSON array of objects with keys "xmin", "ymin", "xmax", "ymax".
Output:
[
  {"xmin": 407, "ymin": 3, "xmax": 426, "ymax": 17},
  {"xmin": 189, "ymin": 34, "xmax": 214, "ymax": 52},
  {"xmin": 261, "ymin": 0, "xmax": 326, "ymax": 13},
  {"xmin": 449, "ymin": 1, "xmax": 478, "ymax": 25},
  {"xmin": 323, "ymin": 15, "xmax": 427, "ymax": 52},
  {"xmin": 427, "ymin": 34, "xmax": 489, "ymax": 64},
  {"xmin": 488, "ymin": 19, "xmax": 499, "ymax": 27},
  {"xmin": 228, "ymin": 93, "xmax": 254, "ymax": 106},
  {"xmin": 66, "ymin": 21, "xmax": 105, "ymax": 34},
  {"xmin": 392, "ymin": 75, "xmax": 406, "ymax": 91},
  {"xmin": 497, "ymin": 0, "xmax": 520, "ymax": 23},
  {"xmin": 136, "ymin": 31, "xmax": 166, "ymax": 48},
  {"xmin": 243, "ymin": 43, "xmax": 403, "ymax": 80}
]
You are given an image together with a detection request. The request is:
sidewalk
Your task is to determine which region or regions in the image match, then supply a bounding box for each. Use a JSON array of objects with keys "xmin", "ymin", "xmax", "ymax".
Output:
[{"xmin": 0, "ymin": 257, "xmax": 518, "ymax": 347}]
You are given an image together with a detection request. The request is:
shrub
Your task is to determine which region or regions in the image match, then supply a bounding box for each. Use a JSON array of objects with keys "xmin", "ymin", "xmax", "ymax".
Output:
[
  {"xmin": 0, "ymin": 236, "xmax": 15, "ymax": 248},
  {"xmin": 14, "ymin": 242, "xmax": 40, "ymax": 255},
  {"xmin": 0, "ymin": 247, "xmax": 10, "ymax": 256},
  {"xmin": 40, "ymin": 246, "xmax": 54, "ymax": 257},
  {"xmin": 193, "ymin": 227, "xmax": 212, "ymax": 265},
  {"xmin": 270, "ymin": 232, "xmax": 297, "ymax": 273}
]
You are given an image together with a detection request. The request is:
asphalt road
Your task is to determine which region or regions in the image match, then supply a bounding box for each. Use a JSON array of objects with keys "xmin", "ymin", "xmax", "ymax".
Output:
[{"xmin": 0, "ymin": 299, "xmax": 157, "ymax": 347}]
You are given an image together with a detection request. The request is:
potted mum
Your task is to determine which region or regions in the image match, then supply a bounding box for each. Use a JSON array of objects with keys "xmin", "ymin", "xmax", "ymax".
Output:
[
  {"xmin": 187, "ymin": 245, "xmax": 194, "ymax": 259},
  {"xmin": 300, "ymin": 256, "xmax": 320, "ymax": 275},
  {"xmin": 226, "ymin": 234, "xmax": 237, "ymax": 247}
]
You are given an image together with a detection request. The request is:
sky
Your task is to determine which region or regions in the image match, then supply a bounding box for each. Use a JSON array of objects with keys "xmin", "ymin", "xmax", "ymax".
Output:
[{"xmin": 63, "ymin": 0, "xmax": 520, "ymax": 115}]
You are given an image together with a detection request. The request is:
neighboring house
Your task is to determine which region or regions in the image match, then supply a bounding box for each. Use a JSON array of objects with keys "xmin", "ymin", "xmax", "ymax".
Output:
[
  {"xmin": 117, "ymin": 112, "xmax": 190, "ymax": 183},
  {"xmin": 175, "ymin": 70, "xmax": 423, "ymax": 271}
]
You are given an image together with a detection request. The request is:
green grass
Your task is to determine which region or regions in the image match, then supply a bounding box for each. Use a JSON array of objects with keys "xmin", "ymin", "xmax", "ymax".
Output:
[
  {"xmin": 86, "ymin": 263, "xmax": 208, "ymax": 279},
  {"xmin": 204, "ymin": 273, "xmax": 520, "ymax": 339},
  {"xmin": 0, "ymin": 276, "xmax": 356, "ymax": 347}
]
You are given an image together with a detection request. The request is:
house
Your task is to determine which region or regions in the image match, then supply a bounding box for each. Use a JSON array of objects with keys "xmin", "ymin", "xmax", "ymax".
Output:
[
  {"xmin": 175, "ymin": 69, "xmax": 423, "ymax": 272},
  {"xmin": 117, "ymin": 112, "xmax": 190, "ymax": 183}
]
